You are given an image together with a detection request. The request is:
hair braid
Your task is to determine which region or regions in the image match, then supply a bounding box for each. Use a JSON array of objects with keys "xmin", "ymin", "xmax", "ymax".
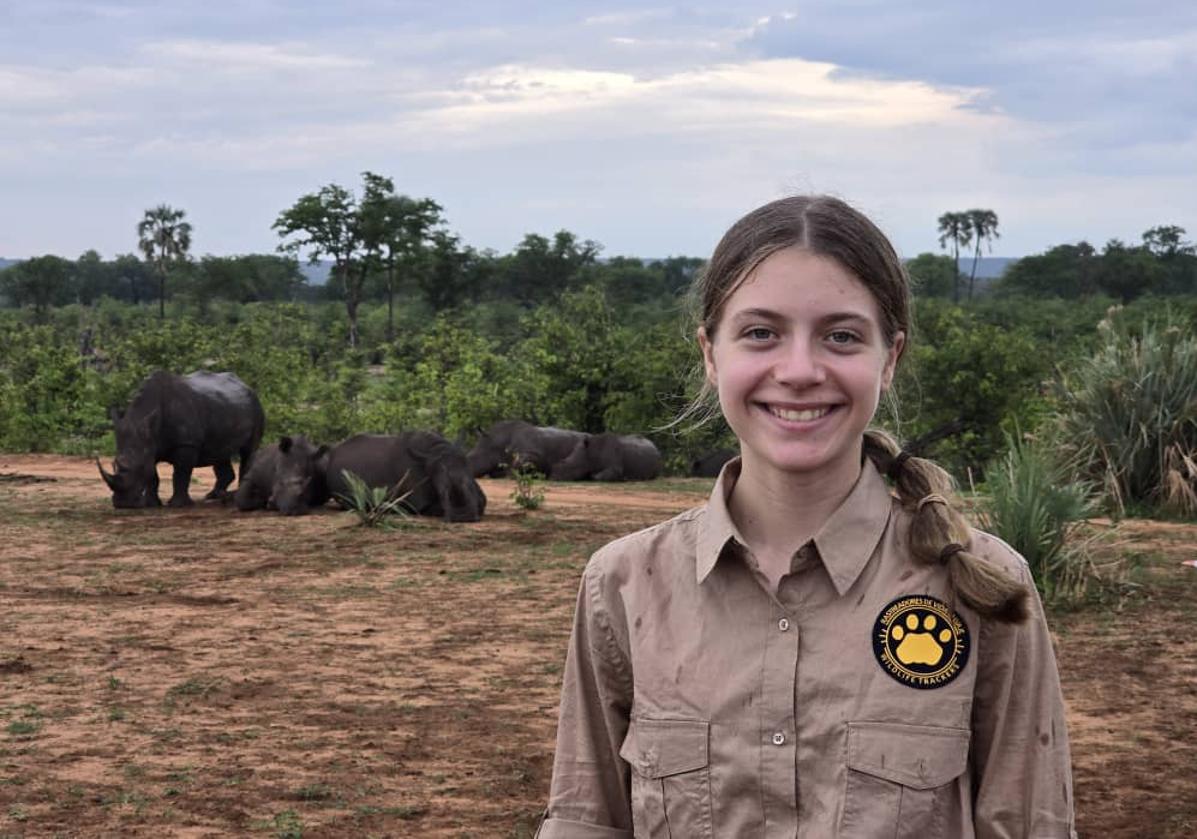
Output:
[{"xmin": 863, "ymin": 429, "xmax": 1029, "ymax": 623}]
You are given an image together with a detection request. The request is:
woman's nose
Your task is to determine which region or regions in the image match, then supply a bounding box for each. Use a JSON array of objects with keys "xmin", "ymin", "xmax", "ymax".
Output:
[{"xmin": 773, "ymin": 339, "xmax": 826, "ymax": 387}]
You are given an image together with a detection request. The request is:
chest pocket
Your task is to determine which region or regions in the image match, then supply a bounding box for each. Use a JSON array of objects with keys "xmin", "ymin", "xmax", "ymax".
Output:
[
  {"xmin": 839, "ymin": 721, "xmax": 970, "ymax": 839},
  {"xmin": 619, "ymin": 718, "xmax": 713, "ymax": 839}
]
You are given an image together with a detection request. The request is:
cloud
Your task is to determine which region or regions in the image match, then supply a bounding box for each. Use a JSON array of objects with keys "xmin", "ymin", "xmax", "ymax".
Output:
[{"xmin": 142, "ymin": 39, "xmax": 369, "ymax": 71}]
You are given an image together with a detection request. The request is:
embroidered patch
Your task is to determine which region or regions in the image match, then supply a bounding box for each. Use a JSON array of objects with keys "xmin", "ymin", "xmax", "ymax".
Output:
[{"xmin": 872, "ymin": 595, "xmax": 970, "ymax": 689}]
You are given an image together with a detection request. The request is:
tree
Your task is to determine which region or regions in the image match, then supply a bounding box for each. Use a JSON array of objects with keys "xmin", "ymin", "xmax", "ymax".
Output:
[
  {"xmin": 904, "ymin": 253, "xmax": 957, "ymax": 299},
  {"xmin": 274, "ymin": 183, "xmax": 364, "ymax": 346},
  {"xmin": 1141, "ymin": 225, "xmax": 1193, "ymax": 258},
  {"xmin": 497, "ymin": 230, "xmax": 602, "ymax": 305},
  {"xmin": 363, "ymin": 185, "xmax": 444, "ymax": 339},
  {"xmin": 965, "ymin": 209, "xmax": 1000, "ymax": 300},
  {"xmin": 995, "ymin": 243, "xmax": 1097, "ymax": 298},
  {"xmin": 1095, "ymin": 239, "xmax": 1164, "ymax": 302},
  {"xmin": 137, "ymin": 204, "xmax": 192, "ymax": 319},
  {"xmin": 936, "ymin": 212, "xmax": 972, "ymax": 303},
  {"xmin": 0, "ymin": 255, "xmax": 75, "ymax": 318}
]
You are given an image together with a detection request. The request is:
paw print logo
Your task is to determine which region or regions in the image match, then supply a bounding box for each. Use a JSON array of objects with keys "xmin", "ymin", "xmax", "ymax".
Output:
[
  {"xmin": 890, "ymin": 613, "xmax": 954, "ymax": 666},
  {"xmin": 872, "ymin": 596, "xmax": 970, "ymax": 689}
]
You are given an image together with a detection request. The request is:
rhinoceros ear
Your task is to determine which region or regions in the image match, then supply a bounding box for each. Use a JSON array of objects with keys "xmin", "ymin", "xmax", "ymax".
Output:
[
  {"xmin": 314, "ymin": 444, "xmax": 329, "ymax": 458},
  {"xmin": 279, "ymin": 436, "xmax": 293, "ymax": 453},
  {"xmin": 109, "ymin": 406, "xmax": 123, "ymax": 425}
]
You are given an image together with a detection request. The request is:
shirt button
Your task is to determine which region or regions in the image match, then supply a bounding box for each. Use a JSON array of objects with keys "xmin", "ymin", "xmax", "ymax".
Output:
[
  {"xmin": 772, "ymin": 732, "xmax": 786, "ymax": 746},
  {"xmin": 778, "ymin": 618, "xmax": 790, "ymax": 632}
]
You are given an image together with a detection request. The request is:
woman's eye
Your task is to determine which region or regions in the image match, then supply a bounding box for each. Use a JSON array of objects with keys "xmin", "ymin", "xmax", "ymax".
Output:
[
  {"xmin": 745, "ymin": 327, "xmax": 774, "ymax": 341},
  {"xmin": 828, "ymin": 330, "xmax": 859, "ymax": 345}
]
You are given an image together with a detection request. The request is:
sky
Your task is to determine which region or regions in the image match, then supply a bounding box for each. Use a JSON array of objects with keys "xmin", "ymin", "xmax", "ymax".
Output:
[{"xmin": 2, "ymin": 1, "xmax": 1195, "ymax": 262}]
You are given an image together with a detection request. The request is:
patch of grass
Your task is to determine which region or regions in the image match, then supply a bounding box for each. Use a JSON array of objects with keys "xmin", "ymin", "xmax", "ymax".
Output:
[
  {"xmin": 353, "ymin": 803, "xmax": 427, "ymax": 820},
  {"xmin": 261, "ymin": 809, "xmax": 304, "ymax": 838},
  {"xmin": 163, "ymin": 676, "xmax": 223, "ymax": 710},
  {"xmin": 106, "ymin": 675, "xmax": 124, "ymax": 690},
  {"xmin": 292, "ymin": 782, "xmax": 336, "ymax": 802},
  {"xmin": 107, "ymin": 706, "xmax": 127, "ymax": 722}
]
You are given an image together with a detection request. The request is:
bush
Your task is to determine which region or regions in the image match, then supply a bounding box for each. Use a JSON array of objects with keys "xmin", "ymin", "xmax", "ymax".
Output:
[
  {"xmin": 1051, "ymin": 309, "xmax": 1197, "ymax": 517},
  {"xmin": 978, "ymin": 434, "xmax": 1097, "ymax": 602}
]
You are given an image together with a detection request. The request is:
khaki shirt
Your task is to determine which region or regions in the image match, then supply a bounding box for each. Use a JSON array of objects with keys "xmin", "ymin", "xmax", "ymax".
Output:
[{"xmin": 539, "ymin": 459, "xmax": 1076, "ymax": 839}]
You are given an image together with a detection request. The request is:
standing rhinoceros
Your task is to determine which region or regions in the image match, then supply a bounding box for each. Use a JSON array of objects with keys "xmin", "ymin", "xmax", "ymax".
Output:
[
  {"xmin": 326, "ymin": 432, "xmax": 486, "ymax": 522},
  {"xmin": 98, "ymin": 370, "xmax": 264, "ymax": 508},
  {"xmin": 550, "ymin": 432, "xmax": 662, "ymax": 482},
  {"xmin": 234, "ymin": 435, "xmax": 330, "ymax": 515},
  {"xmin": 467, "ymin": 420, "xmax": 589, "ymax": 478}
]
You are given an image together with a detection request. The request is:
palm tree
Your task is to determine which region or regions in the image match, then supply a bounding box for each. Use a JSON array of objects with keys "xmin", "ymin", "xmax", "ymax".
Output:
[
  {"xmin": 966, "ymin": 209, "xmax": 1000, "ymax": 300},
  {"xmin": 137, "ymin": 204, "xmax": 192, "ymax": 319},
  {"xmin": 937, "ymin": 212, "xmax": 972, "ymax": 303}
]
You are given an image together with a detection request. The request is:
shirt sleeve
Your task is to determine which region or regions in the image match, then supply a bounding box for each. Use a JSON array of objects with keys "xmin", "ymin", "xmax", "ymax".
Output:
[
  {"xmin": 970, "ymin": 560, "xmax": 1078, "ymax": 839},
  {"xmin": 538, "ymin": 558, "xmax": 635, "ymax": 839}
]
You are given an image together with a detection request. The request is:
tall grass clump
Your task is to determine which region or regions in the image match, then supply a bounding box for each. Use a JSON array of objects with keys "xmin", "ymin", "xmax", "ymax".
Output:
[
  {"xmin": 978, "ymin": 434, "xmax": 1098, "ymax": 603},
  {"xmin": 1052, "ymin": 309, "xmax": 1197, "ymax": 517}
]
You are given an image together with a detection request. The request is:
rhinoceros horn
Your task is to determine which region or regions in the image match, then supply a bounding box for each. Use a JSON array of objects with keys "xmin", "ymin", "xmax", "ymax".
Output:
[{"xmin": 96, "ymin": 458, "xmax": 118, "ymax": 490}]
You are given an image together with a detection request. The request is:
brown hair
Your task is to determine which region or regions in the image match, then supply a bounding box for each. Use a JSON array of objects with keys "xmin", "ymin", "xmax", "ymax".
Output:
[{"xmin": 691, "ymin": 195, "xmax": 1028, "ymax": 622}]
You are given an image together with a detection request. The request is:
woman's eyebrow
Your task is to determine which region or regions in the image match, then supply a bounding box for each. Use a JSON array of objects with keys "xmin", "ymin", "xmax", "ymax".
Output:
[{"xmin": 726, "ymin": 307, "xmax": 785, "ymax": 323}]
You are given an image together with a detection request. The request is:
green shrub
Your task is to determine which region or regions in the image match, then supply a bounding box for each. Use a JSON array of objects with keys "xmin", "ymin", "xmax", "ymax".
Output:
[
  {"xmin": 978, "ymin": 433, "xmax": 1097, "ymax": 602},
  {"xmin": 510, "ymin": 463, "xmax": 546, "ymax": 510},
  {"xmin": 1052, "ymin": 309, "xmax": 1197, "ymax": 517}
]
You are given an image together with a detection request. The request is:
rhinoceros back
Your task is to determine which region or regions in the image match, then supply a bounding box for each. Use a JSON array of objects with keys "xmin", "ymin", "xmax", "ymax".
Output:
[{"xmin": 176, "ymin": 371, "xmax": 265, "ymax": 465}]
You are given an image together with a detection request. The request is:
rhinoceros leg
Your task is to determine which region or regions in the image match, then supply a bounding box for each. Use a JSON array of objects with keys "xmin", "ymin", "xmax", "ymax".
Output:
[
  {"xmin": 593, "ymin": 466, "xmax": 624, "ymax": 481},
  {"xmin": 146, "ymin": 469, "xmax": 163, "ymax": 507},
  {"xmin": 205, "ymin": 460, "xmax": 235, "ymax": 500},
  {"xmin": 168, "ymin": 450, "xmax": 197, "ymax": 507}
]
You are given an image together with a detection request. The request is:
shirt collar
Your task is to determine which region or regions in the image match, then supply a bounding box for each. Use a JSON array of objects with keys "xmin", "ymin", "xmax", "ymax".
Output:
[{"xmin": 696, "ymin": 456, "xmax": 893, "ymax": 595}]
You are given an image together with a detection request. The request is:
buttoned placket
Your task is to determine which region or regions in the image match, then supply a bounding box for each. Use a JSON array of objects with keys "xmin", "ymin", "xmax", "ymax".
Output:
[{"xmin": 753, "ymin": 550, "xmax": 802, "ymax": 839}]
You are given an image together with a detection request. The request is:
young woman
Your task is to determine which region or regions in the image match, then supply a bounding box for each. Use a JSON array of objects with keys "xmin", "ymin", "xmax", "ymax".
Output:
[{"xmin": 537, "ymin": 196, "xmax": 1076, "ymax": 838}]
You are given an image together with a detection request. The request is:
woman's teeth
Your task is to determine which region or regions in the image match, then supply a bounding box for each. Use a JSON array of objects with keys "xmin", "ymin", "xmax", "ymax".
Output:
[{"xmin": 769, "ymin": 406, "xmax": 830, "ymax": 422}]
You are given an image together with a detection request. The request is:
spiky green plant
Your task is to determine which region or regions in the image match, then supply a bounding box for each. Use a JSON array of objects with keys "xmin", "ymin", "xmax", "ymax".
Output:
[
  {"xmin": 1051, "ymin": 310, "xmax": 1197, "ymax": 517},
  {"xmin": 335, "ymin": 469, "xmax": 412, "ymax": 528},
  {"xmin": 978, "ymin": 433, "xmax": 1098, "ymax": 602}
]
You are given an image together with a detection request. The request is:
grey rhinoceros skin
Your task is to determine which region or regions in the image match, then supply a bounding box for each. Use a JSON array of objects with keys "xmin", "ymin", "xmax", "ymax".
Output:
[
  {"xmin": 690, "ymin": 447, "xmax": 737, "ymax": 477},
  {"xmin": 234, "ymin": 435, "xmax": 330, "ymax": 516},
  {"xmin": 466, "ymin": 420, "xmax": 589, "ymax": 478},
  {"xmin": 98, "ymin": 370, "xmax": 265, "ymax": 508},
  {"xmin": 550, "ymin": 432, "xmax": 663, "ymax": 482},
  {"xmin": 326, "ymin": 431, "xmax": 486, "ymax": 523}
]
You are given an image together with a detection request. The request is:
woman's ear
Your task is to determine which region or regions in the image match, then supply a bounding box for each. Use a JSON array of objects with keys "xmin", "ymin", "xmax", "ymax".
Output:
[
  {"xmin": 697, "ymin": 326, "xmax": 717, "ymax": 387},
  {"xmin": 881, "ymin": 331, "xmax": 906, "ymax": 392}
]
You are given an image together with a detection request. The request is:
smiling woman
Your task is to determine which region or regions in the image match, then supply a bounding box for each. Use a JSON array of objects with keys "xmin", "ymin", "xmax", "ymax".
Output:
[{"xmin": 537, "ymin": 195, "xmax": 1077, "ymax": 839}]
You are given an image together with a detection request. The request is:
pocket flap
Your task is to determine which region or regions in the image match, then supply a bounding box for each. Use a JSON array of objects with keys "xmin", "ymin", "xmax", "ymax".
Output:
[
  {"xmin": 619, "ymin": 718, "xmax": 709, "ymax": 779},
  {"xmin": 847, "ymin": 722, "xmax": 969, "ymax": 790}
]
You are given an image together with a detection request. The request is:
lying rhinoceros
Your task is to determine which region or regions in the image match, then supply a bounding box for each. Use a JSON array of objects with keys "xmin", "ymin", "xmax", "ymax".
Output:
[
  {"xmin": 467, "ymin": 420, "xmax": 588, "ymax": 478},
  {"xmin": 234, "ymin": 435, "xmax": 330, "ymax": 515},
  {"xmin": 98, "ymin": 370, "xmax": 264, "ymax": 508},
  {"xmin": 550, "ymin": 432, "xmax": 662, "ymax": 482},
  {"xmin": 326, "ymin": 431, "xmax": 486, "ymax": 522}
]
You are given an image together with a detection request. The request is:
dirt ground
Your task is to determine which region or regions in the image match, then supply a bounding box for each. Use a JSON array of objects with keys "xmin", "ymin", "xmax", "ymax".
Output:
[{"xmin": 0, "ymin": 455, "xmax": 1194, "ymax": 838}]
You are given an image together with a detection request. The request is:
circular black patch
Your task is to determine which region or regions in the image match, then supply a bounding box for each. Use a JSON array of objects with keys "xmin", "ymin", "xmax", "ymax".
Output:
[{"xmin": 872, "ymin": 595, "xmax": 970, "ymax": 689}]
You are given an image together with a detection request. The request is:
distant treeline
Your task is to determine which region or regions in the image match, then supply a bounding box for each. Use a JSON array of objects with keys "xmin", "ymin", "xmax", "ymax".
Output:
[
  {"xmin": 3, "ymin": 226, "xmax": 1194, "ymax": 321},
  {"xmin": 0, "ymin": 235, "xmax": 704, "ymax": 319}
]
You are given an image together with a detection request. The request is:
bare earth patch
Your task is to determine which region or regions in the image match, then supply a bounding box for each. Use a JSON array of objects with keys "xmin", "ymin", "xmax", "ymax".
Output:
[{"xmin": 0, "ymin": 454, "xmax": 1194, "ymax": 837}]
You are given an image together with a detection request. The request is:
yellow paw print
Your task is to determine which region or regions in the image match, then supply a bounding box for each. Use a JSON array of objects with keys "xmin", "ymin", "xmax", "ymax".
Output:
[{"xmin": 890, "ymin": 613, "xmax": 953, "ymax": 666}]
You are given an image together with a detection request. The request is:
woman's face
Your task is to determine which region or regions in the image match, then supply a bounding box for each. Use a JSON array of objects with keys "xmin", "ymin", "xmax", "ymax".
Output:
[{"xmin": 698, "ymin": 246, "xmax": 904, "ymax": 486}]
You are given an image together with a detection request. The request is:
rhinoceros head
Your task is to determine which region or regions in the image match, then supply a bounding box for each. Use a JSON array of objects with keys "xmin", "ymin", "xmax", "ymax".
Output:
[
  {"xmin": 269, "ymin": 435, "xmax": 329, "ymax": 516},
  {"xmin": 99, "ymin": 410, "xmax": 159, "ymax": 508}
]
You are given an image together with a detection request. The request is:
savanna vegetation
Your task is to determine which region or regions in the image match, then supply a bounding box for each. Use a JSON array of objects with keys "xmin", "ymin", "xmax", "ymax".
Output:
[{"xmin": 2, "ymin": 176, "xmax": 1195, "ymax": 600}]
